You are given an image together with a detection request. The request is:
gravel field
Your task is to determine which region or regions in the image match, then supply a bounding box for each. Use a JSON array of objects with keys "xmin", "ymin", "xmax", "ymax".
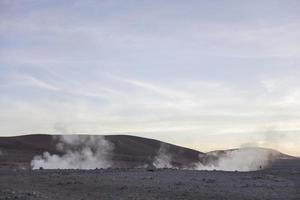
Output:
[{"xmin": 0, "ymin": 159, "xmax": 299, "ymax": 200}]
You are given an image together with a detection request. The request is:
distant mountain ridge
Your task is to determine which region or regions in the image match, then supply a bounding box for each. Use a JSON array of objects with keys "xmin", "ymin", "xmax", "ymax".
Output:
[
  {"xmin": 0, "ymin": 134, "xmax": 204, "ymax": 169},
  {"xmin": 0, "ymin": 134, "xmax": 296, "ymax": 169},
  {"xmin": 206, "ymin": 147, "xmax": 296, "ymax": 160}
]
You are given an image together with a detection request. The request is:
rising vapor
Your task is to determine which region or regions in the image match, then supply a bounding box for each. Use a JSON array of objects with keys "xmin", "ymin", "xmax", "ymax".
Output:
[
  {"xmin": 196, "ymin": 148, "xmax": 281, "ymax": 172},
  {"xmin": 153, "ymin": 144, "xmax": 174, "ymax": 169},
  {"xmin": 31, "ymin": 135, "xmax": 114, "ymax": 169}
]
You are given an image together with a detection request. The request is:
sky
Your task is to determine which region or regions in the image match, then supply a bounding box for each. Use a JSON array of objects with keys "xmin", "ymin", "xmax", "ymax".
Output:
[{"xmin": 1, "ymin": 0, "xmax": 300, "ymax": 156}]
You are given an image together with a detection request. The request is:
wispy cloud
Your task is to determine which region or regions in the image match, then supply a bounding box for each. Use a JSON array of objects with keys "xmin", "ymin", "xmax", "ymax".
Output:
[{"xmin": 13, "ymin": 73, "xmax": 60, "ymax": 91}]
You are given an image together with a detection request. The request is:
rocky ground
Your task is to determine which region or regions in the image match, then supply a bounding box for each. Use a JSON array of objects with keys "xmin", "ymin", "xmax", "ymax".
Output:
[{"xmin": 0, "ymin": 159, "xmax": 299, "ymax": 200}]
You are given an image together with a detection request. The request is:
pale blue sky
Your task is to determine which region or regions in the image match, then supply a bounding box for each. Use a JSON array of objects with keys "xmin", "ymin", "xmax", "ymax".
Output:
[{"xmin": 1, "ymin": 0, "xmax": 300, "ymax": 155}]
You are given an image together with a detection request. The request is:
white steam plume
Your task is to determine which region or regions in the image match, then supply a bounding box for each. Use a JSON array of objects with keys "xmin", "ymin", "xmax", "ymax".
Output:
[
  {"xmin": 196, "ymin": 148, "xmax": 280, "ymax": 172},
  {"xmin": 31, "ymin": 135, "xmax": 114, "ymax": 169},
  {"xmin": 153, "ymin": 144, "xmax": 174, "ymax": 168},
  {"xmin": 152, "ymin": 145, "xmax": 281, "ymax": 171}
]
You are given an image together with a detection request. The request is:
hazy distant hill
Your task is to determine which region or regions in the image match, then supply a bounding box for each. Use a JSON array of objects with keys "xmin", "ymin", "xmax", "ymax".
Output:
[
  {"xmin": 206, "ymin": 148, "xmax": 295, "ymax": 159},
  {"xmin": 0, "ymin": 134, "xmax": 204, "ymax": 169},
  {"xmin": 0, "ymin": 134, "xmax": 297, "ymax": 170}
]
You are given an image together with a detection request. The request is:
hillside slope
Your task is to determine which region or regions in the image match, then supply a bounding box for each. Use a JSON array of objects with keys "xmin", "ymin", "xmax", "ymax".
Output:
[{"xmin": 0, "ymin": 134, "xmax": 204, "ymax": 169}]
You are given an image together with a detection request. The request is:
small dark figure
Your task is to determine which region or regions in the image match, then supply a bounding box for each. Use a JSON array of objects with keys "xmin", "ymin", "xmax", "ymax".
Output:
[{"xmin": 146, "ymin": 163, "xmax": 156, "ymax": 172}]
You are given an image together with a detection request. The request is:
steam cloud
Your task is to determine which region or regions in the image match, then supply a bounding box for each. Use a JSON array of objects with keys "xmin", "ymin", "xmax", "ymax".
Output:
[
  {"xmin": 30, "ymin": 133, "xmax": 282, "ymax": 171},
  {"xmin": 196, "ymin": 148, "xmax": 280, "ymax": 172},
  {"xmin": 152, "ymin": 145, "xmax": 281, "ymax": 171},
  {"xmin": 31, "ymin": 135, "xmax": 113, "ymax": 169},
  {"xmin": 153, "ymin": 144, "xmax": 174, "ymax": 168}
]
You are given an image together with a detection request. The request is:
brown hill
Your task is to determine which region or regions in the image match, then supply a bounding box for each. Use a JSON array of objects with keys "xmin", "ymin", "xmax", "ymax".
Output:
[
  {"xmin": 0, "ymin": 134, "xmax": 204, "ymax": 169},
  {"xmin": 0, "ymin": 134, "xmax": 297, "ymax": 170}
]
